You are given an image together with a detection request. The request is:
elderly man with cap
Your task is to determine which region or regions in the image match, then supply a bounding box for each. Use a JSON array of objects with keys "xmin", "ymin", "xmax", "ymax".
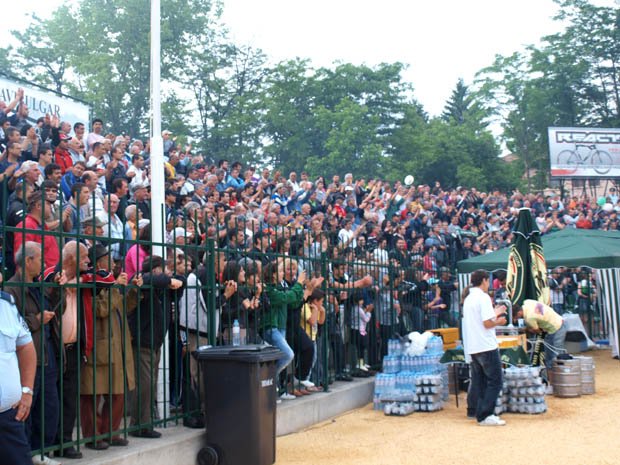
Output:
[
  {"xmin": 80, "ymin": 245, "xmax": 142, "ymax": 449},
  {"xmin": 131, "ymin": 182, "xmax": 150, "ymax": 220},
  {"xmin": 81, "ymin": 214, "xmax": 108, "ymax": 248},
  {"xmin": 0, "ymin": 279, "xmax": 37, "ymax": 465}
]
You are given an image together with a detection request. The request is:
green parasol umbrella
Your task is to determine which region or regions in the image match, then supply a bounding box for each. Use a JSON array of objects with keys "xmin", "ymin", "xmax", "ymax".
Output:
[{"xmin": 505, "ymin": 208, "xmax": 550, "ymax": 366}]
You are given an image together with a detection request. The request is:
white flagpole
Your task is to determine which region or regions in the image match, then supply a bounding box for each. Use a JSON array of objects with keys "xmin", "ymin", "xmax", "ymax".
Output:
[{"xmin": 150, "ymin": 0, "xmax": 169, "ymax": 421}]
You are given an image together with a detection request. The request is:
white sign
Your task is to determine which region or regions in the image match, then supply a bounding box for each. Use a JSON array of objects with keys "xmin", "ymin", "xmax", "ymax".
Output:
[
  {"xmin": 549, "ymin": 127, "xmax": 620, "ymax": 178},
  {"xmin": 0, "ymin": 75, "xmax": 90, "ymax": 131}
]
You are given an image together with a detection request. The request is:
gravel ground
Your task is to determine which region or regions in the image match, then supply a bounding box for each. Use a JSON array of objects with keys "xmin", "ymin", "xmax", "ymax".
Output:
[{"xmin": 276, "ymin": 348, "xmax": 619, "ymax": 465}]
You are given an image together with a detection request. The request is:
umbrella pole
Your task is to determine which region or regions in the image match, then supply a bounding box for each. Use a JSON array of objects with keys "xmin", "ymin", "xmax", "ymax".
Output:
[
  {"xmin": 453, "ymin": 363, "xmax": 459, "ymax": 408},
  {"xmin": 531, "ymin": 333, "xmax": 544, "ymax": 366}
]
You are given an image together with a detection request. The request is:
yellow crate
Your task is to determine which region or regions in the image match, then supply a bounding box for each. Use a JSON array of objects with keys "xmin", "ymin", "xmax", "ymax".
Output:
[
  {"xmin": 497, "ymin": 336, "xmax": 520, "ymax": 349},
  {"xmin": 443, "ymin": 341, "xmax": 458, "ymax": 351},
  {"xmin": 430, "ymin": 327, "xmax": 460, "ymax": 345}
]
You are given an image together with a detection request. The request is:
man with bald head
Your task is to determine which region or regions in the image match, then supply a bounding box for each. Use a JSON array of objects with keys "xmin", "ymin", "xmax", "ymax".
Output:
[
  {"xmin": 45, "ymin": 241, "xmax": 89, "ymax": 458},
  {"xmin": 45, "ymin": 241, "xmax": 115, "ymax": 458},
  {"xmin": 6, "ymin": 242, "xmax": 60, "ymax": 455}
]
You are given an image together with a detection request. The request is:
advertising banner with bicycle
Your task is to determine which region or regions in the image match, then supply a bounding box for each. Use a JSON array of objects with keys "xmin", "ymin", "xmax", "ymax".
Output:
[{"xmin": 549, "ymin": 127, "xmax": 620, "ymax": 178}]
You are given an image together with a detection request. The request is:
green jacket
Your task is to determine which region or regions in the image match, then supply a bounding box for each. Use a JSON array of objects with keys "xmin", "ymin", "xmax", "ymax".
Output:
[{"xmin": 263, "ymin": 282, "xmax": 304, "ymax": 330}]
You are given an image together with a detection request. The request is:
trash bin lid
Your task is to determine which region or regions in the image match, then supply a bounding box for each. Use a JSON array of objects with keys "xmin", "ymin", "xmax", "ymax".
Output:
[{"xmin": 193, "ymin": 344, "xmax": 283, "ymax": 363}]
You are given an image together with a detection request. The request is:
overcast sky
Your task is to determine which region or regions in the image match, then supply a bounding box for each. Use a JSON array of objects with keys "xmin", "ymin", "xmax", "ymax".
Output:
[{"xmin": 3, "ymin": 0, "xmax": 616, "ymax": 116}]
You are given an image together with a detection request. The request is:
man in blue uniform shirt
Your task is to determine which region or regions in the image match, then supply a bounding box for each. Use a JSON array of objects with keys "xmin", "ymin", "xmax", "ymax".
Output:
[{"xmin": 0, "ymin": 288, "xmax": 37, "ymax": 465}]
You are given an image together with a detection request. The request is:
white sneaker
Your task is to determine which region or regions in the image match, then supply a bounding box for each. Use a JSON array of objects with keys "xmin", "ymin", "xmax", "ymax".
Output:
[
  {"xmin": 359, "ymin": 364, "xmax": 369, "ymax": 372},
  {"xmin": 33, "ymin": 456, "xmax": 63, "ymax": 465},
  {"xmin": 300, "ymin": 379, "xmax": 315, "ymax": 389},
  {"xmin": 280, "ymin": 392, "xmax": 296, "ymax": 401},
  {"xmin": 364, "ymin": 364, "xmax": 371, "ymax": 370},
  {"xmin": 545, "ymin": 385, "xmax": 554, "ymax": 395},
  {"xmin": 478, "ymin": 415, "xmax": 506, "ymax": 426}
]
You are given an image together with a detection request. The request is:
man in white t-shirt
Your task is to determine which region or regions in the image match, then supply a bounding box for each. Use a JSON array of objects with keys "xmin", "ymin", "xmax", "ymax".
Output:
[
  {"xmin": 126, "ymin": 154, "xmax": 148, "ymax": 190},
  {"xmin": 462, "ymin": 269, "xmax": 507, "ymax": 426}
]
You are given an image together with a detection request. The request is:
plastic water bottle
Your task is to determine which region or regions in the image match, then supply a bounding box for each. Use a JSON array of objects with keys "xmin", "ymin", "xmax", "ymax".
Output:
[{"xmin": 232, "ymin": 319, "xmax": 241, "ymax": 346}]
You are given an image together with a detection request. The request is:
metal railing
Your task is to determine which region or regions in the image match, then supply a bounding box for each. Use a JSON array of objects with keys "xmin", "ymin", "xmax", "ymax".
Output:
[{"xmin": 0, "ymin": 185, "xmax": 453, "ymax": 459}]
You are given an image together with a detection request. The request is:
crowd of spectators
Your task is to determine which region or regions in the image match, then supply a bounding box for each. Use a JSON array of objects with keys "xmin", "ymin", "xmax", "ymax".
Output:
[{"xmin": 0, "ymin": 89, "xmax": 618, "ymax": 463}]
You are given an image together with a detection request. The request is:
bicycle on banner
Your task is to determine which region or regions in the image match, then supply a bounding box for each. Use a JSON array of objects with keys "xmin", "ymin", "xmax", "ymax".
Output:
[{"xmin": 556, "ymin": 144, "xmax": 613, "ymax": 174}]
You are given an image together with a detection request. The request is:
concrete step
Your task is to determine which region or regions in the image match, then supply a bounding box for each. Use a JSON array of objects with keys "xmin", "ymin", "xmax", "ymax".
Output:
[
  {"xmin": 276, "ymin": 377, "xmax": 375, "ymax": 436},
  {"xmin": 48, "ymin": 377, "xmax": 375, "ymax": 465}
]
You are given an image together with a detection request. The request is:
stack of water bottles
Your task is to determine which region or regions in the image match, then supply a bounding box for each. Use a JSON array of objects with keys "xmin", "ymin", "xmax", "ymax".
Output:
[
  {"xmin": 495, "ymin": 366, "xmax": 547, "ymax": 415},
  {"xmin": 374, "ymin": 336, "xmax": 448, "ymax": 415}
]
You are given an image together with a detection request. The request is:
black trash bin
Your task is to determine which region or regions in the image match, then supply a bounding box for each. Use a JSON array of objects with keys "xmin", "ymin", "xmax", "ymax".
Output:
[{"xmin": 193, "ymin": 344, "xmax": 282, "ymax": 465}]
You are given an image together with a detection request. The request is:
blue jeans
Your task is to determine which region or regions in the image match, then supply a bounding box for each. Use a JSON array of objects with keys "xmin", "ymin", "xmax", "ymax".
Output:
[
  {"xmin": 552, "ymin": 303, "xmax": 565, "ymax": 315},
  {"xmin": 263, "ymin": 328, "xmax": 294, "ymax": 375},
  {"xmin": 469, "ymin": 348, "xmax": 503, "ymax": 422},
  {"xmin": 544, "ymin": 322, "xmax": 567, "ymax": 370}
]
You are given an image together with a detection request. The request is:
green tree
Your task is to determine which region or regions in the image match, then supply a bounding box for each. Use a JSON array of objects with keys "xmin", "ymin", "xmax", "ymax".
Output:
[
  {"xmin": 11, "ymin": 7, "xmax": 75, "ymax": 93},
  {"xmin": 306, "ymin": 98, "xmax": 383, "ymax": 177},
  {"xmin": 553, "ymin": 0, "xmax": 620, "ymax": 126},
  {"xmin": 441, "ymin": 78, "xmax": 488, "ymax": 126},
  {"xmin": 186, "ymin": 42, "xmax": 268, "ymax": 165},
  {"xmin": 10, "ymin": 0, "xmax": 221, "ymax": 137},
  {"xmin": 0, "ymin": 46, "xmax": 12, "ymax": 72},
  {"xmin": 262, "ymin": 61, "xmax": 412, "ymax": 177},
  {"xmin": 387, "ymin": 101, "xmax": 430, "ymax": 181},
  {"xmin": 260, "ymin": 59, "xmax": 319, "ymax": 172},
  {"xmin": 477, "ymin": 52, "xmax": 548, "ymax": 191},
  {"xmin": 161, "ymin": 92, "xmax": 195, "ymax": 145}
]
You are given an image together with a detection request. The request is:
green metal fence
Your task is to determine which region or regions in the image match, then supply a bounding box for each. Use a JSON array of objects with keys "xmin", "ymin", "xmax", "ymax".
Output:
[{"xmin": 1, "ymin": 185, "xmax": 450, "ymax": 459}]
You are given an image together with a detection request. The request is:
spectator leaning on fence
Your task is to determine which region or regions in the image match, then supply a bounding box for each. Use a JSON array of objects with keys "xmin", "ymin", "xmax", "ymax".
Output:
[
  {"xmin": 6, "ymin": 241, "xmax": 60, "ymax": 462},
  {"xmin": 80, "ymin": 245, "xmax": 142, "ymax": 450},
  {"xmin": 129, "ymin": 255, "xmax": 184, "ymax": 438}
]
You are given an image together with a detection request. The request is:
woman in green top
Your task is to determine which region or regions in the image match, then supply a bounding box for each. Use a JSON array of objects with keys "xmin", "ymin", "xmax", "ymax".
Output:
[{"xmin": 262, "ymin": 261, "xmax": 307, "ymax": 377}]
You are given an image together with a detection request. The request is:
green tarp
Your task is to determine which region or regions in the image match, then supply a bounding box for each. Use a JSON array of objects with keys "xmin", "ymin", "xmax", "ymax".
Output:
[
  {"xmin": 440, "ymin": 346, "xmax": 530, "ymax": 365},
  {"xmin": 457, "ymin": 228, "xmax": 620, "ymax": 273}
]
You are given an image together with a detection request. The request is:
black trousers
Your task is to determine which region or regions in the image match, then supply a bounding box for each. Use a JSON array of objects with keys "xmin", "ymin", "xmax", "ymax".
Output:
[
  {"xmin": 380, "ymin": 324, "xmax": 395, "ymax": 358},
  {"xmin": 58, "ymin": 343, "xmax": 80, "ymax": 445},
  {"xmin": 295, "ymin": 330, "xmax": 314, "ymax": 381},
  {"xmin": 329, "ymin": 329, "xmax": 345, "ymax": 375}
]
